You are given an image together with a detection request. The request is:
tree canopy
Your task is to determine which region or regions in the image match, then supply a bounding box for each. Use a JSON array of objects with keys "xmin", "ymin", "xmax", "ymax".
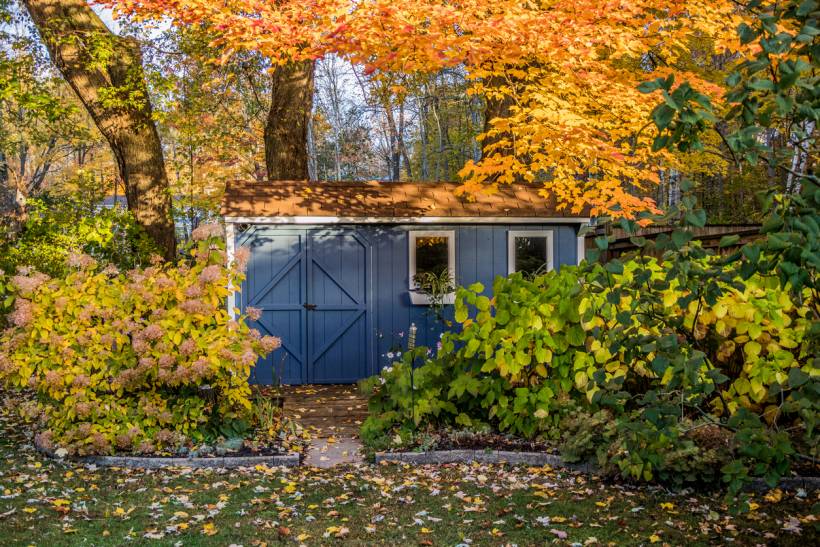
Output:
[{"xmin": 106, "ymin": 0, "xmax": 744, "ymax": 217}]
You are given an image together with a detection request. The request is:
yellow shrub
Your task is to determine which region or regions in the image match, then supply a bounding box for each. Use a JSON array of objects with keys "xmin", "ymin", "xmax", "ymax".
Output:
[{"xmin": 0, "ymin": 226, "xmax": 279, "ymax": 455}]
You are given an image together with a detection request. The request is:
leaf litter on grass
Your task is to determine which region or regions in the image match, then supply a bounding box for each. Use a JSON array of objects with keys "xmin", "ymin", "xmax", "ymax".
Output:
[{"xmin": 0, "ymin": 390, "xmax": 817, "ymax": 545}]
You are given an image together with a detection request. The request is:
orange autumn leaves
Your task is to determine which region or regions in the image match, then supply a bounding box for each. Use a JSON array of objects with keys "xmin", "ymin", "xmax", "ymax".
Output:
[{"xmin": 107, "ymin": 0, "xmax": 744, "ymax": 217}]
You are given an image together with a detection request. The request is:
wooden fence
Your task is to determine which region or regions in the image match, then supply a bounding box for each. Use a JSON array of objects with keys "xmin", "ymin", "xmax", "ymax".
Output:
[{"xmin": 585, "ymin": 224, "xmax": 762, "ymax": 262}]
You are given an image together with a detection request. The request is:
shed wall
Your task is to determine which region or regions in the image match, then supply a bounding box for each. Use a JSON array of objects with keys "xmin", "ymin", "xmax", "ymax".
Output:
[{"xmin": 236, "ymin": 223, "xmax": 582, "ymax": 383}]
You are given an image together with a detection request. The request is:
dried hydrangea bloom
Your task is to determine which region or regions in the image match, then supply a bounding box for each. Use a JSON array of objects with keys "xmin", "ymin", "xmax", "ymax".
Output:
[
  {"xmin": 43, "ymin": 370, "xmax": 63, "ymax": 389},
  {"xmin": 260, "ymin": 335, "xmax": 281, "ymax": 353},
  {"xmin": 74, "ymin": 402, "xmax": 91, "ymax": 418},
  {"xmin": 234, "ymin": 246, "xmax": 251, "ymax": 271},
  {"xmin": 191, "ymin": 357, "xmax": 211, "ymax": 380},
  {"xmin": 116, "ymin": 432, "xmax": 134, "ymax": 450},
  {"xmin": 76, "ymin": 423, "xmax": 92, "ymax": 438},
  {"xmin": 179, "ymin": 338, "xmax": 197, "ymax": 356},
  {"xmin": 198, "ymin": 264, "xmax": 223, "ymax": 284},
  {"xmin": 155, "ymin": 275, "xmax": 175, "ymax": 289},
  {"xmin": 66, "ymin": 252, "xmax": 96, "ymax": 270},
  {"xmin": 245, "ymin": 306, "xmax": 262, "ymax": 321},
  {"xmin": 0, "ymin": 353, "xmax": 13, "ymax": 375},
  {"xmin": 11, "ymin": 271, "xmax": 50, "ymax": 296},
  {"xmin": 191, "ymin": 223, "xmax": 224, "ymax": 241},
  {"xmin": 91, "ymin": 433, "xmax": 110, "ymax": 453},
  {"xmin": 155, "ymin": 429, "xmax": 175, "ymax": 445},
  {"xmin": 137, "ymin": 439, "xmax": 154, "ymax": 454},
  {"xmin": 9, "ymin": 298, "xmax": 34, "ymax": 328},
  {"xmin": 180, "ymin": 298, "xmax": 208, "ymax": 314},
  {"xmin": 132, "ymin": 337, "xmax": 149, "ymax": 354},
  {"xmin": 240, "ymin": 350, "xmax": 257, "ymax": 366},
  {"xmin": 142, "ymin": 324, "xmax": 164, "ymax": 341},
  {"xmin": 157, "ymin": 368, "xmax": 173, "ymax": 383},
  {"xmin": 34, "ymin": 430, "xmax": 54, "ymax": 451},
  {"xmin": 185, "ymin": 284, "xmax": 203, "ymax": 298},
  {"xmin": 72, "ymin": 374, "xmax": 91, "ymax": 388}
]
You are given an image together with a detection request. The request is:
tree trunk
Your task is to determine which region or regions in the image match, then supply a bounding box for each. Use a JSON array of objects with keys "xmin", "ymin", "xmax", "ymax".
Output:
[
  {"xmin": 24, "ymin": 0, "xmax": 176, "ymax": 259},
  {"xmin": 264, "ymin": 60, "xmax": 314, "ymax": 180},
  {"xmin": 482, "ymin": 78, "xmax": 515, "ymax": 156}
]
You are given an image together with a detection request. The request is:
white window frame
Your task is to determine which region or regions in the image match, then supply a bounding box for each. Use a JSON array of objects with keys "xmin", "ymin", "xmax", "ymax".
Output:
[
  {"xmin": 508, "ymin": 230, "xmax": 555, "ymax": 275},
  {"xmin": 408, "ymin": 230, "xmax": 456, "ymax": 305}
]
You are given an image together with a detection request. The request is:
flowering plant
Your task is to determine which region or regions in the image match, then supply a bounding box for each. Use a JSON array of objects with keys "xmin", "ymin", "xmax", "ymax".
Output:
[{"xmin": 0, "ymin": 224, "xmax": 280, "ymax": 455}]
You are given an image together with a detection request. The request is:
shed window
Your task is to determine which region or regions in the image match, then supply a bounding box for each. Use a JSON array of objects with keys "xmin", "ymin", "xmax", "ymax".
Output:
[
  {"xmin": 508, "ymin": 230, "xmax": 554, "ymax": 276},
  {"xmin": 409, "ymin": 231, "xmax": 455, "ymax": 305}
]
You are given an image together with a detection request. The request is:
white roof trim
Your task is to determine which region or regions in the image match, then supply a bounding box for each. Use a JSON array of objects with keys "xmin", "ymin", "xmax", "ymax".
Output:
[{"xmin": 223, "ymin": 215, "xmax": 591, "ymax": 225}]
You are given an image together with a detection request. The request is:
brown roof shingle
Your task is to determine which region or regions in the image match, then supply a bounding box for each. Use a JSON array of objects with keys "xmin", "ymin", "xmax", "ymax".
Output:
[{"xmin": 220, "ymin": 181, "xmax": 587, "ymax": 220}]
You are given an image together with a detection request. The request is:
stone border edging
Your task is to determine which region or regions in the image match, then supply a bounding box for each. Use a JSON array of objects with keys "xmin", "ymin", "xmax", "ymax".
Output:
[
  {"xmin": 374, "ymin": 449, "xmax": 593, "ymax": 472},
  {"xmin": 374, "ymin": 450, "xmax": 819, "ymax": 492},
  {"xmin": 73, "ymin": 453, "xmax": 301, "ymax": 469},
  {"xmin": 35, "ymin": 437, "xmax": 299, "ymax": 469}
]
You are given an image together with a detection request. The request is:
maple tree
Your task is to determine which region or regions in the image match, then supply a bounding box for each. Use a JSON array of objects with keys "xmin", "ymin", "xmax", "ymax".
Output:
[{"xmin": 107, "ymin": 0, "xmax": 744, "ymax": 217}]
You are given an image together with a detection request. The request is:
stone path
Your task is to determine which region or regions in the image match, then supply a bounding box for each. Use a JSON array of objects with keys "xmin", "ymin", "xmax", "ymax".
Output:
[{"xmin": 282, "ymin": 385, "xmax": 367, "ymax": 468}]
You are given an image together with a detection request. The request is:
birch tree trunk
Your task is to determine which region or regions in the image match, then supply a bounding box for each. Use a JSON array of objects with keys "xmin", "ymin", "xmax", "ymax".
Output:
[{"xmin": 24, "ymin": 0, "xmax": 177, "ymax": 259}]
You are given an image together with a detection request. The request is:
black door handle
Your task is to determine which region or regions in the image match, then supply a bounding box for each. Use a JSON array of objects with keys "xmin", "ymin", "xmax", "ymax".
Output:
[{"xmin": 303, "ymin": 303, "xmax": 317, "ymax": 311}]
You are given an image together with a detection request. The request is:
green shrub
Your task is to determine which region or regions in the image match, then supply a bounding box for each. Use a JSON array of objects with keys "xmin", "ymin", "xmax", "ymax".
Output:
[
  {"xmin": 0, "ymin": 193, "xmax": 157, "ymax": 277},
  {"xmin": 361, "ymin": 200, "xmax": 817, "ymax": 495},
  {"xmin": 0, "ymin": 225, "xmax": 279, "ymax": 455}
]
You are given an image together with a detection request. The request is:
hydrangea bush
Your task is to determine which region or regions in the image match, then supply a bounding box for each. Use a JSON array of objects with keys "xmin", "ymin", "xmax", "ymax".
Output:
[{"xmin": 0, "ymin": 224, "xmax": 280, "ymax": 455}]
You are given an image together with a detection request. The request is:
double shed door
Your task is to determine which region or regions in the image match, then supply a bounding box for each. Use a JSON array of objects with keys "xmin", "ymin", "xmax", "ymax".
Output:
[{"xmin": 239, "ymin": 227, "xmax": 373, "ymax": 384}]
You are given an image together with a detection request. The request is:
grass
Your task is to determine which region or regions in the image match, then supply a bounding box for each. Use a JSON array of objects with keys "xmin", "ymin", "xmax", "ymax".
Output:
[{"xmin": 0, "ymin": 403, "xmax": 817, "ymax": 545}]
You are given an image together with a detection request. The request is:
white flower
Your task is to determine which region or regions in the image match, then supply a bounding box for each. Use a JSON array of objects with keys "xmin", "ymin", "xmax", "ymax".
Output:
[{"xmin": 386, "ymin": 352, "xmax": 394, "ymax": 359}]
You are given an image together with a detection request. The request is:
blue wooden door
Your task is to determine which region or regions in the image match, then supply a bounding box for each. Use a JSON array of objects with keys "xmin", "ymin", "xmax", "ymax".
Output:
[
  {"xmin": 240, "ymin": 227, "xmax": 372, "ymax": 384},
  {"xmin": 306, "ymin": 229, "xmax": 372, "ymax": 383},
  {"xmin": 240, "ymin": 228, "xmax": 308, "ymax": 385}
]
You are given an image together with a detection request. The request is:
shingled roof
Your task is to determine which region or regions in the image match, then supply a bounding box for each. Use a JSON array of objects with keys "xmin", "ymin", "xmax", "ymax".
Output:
[{"xmin": 221, "ymin": 181, "xmax": 588, "ymax": 220}]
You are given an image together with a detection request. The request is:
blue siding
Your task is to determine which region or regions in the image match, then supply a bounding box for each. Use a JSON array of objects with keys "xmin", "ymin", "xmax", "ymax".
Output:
[{"xmin": 238, "ymin": 223, "xmax": 582, "ymax": 383}]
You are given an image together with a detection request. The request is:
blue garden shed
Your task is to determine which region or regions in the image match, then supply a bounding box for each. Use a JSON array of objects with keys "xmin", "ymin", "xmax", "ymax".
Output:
[{"xmin": 222, "ymin": 181, "xmax": 589, "ymax": 385}]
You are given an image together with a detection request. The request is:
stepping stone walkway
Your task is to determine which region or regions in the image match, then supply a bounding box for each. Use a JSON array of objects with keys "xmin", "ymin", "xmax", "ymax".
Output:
[{"xmin": 282, "ymin": 385, "xmax": 367, "ymax": 468}]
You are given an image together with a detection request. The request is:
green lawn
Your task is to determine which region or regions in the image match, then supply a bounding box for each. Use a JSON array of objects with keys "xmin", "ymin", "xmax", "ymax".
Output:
[{"xmin": 0, "ymin": 405, "xmax": 816, "ymax": 546}]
